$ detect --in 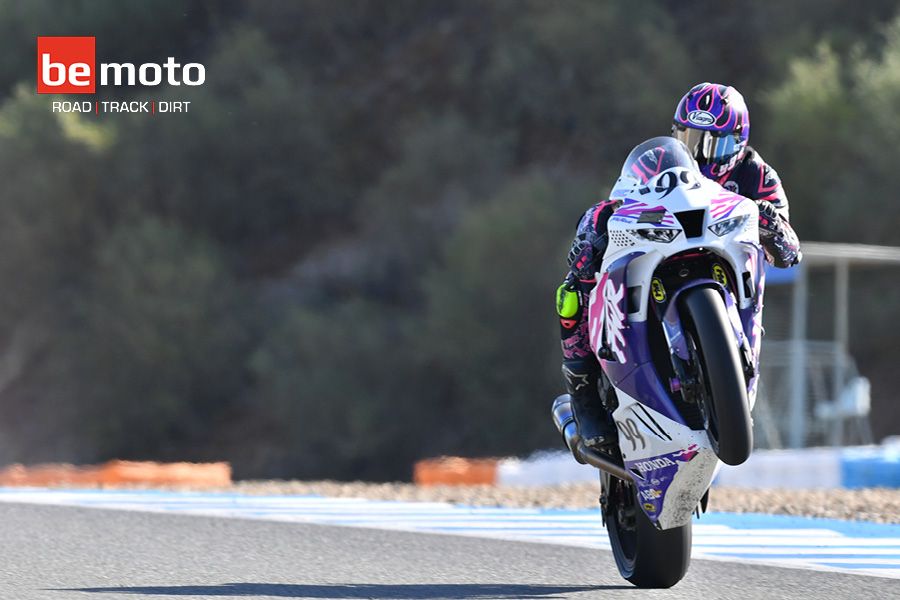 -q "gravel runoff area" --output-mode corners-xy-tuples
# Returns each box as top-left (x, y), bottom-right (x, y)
(213, 480), (900, 525)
